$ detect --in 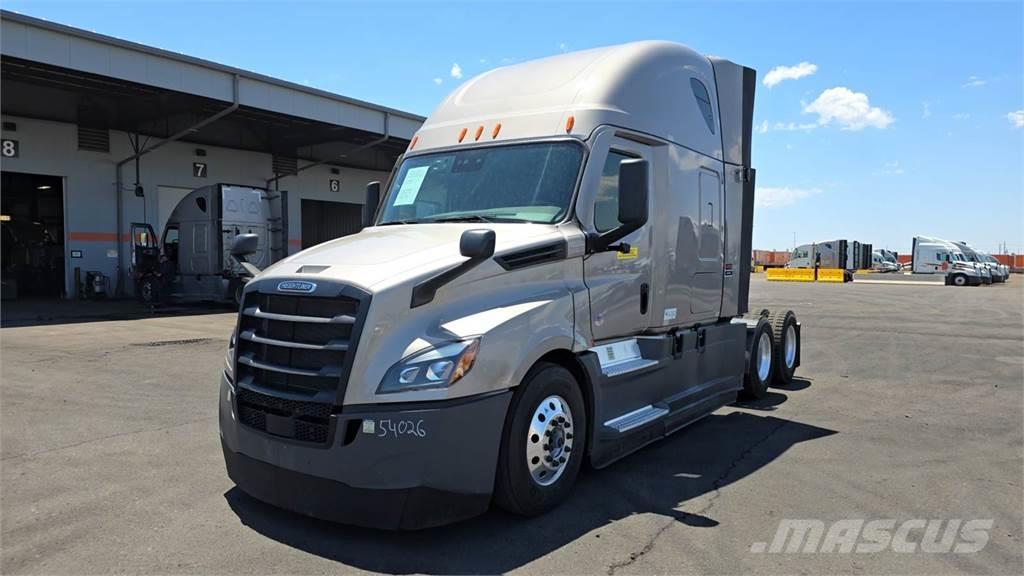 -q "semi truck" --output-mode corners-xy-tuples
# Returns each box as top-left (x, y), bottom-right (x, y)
(871, 249), (899, 272)
(131, 184), (288, 303)
(218, 41), (802, 529)
(911, 235), (985, 286)
(787, 240), (851, 275)
(952, 241), (1008, 283)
